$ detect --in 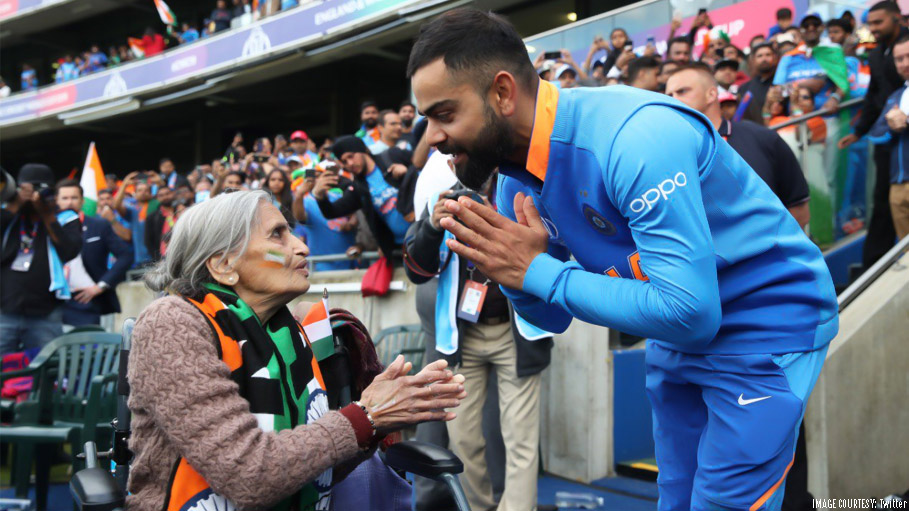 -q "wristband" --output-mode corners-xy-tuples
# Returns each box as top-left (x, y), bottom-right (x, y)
(352, 400), (377, 436)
